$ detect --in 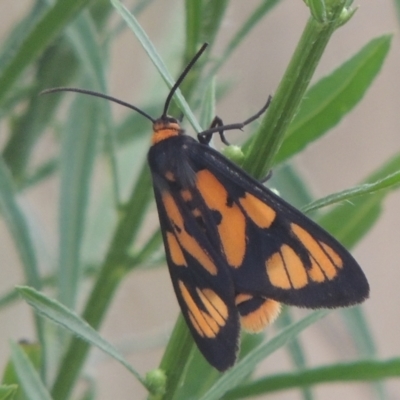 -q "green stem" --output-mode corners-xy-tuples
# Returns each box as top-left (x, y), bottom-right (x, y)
(51, 163), (153, 400)
(157, 315), (196, 400)
(242, 1), (348, 178)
